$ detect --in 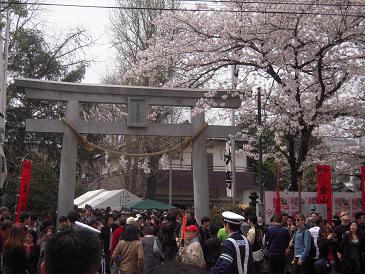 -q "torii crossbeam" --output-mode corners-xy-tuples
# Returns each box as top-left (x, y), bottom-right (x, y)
(15, 78), (240, 223)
